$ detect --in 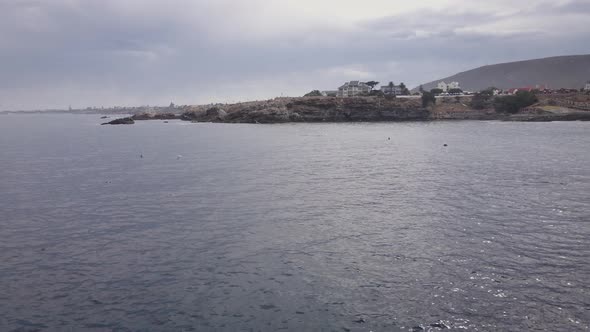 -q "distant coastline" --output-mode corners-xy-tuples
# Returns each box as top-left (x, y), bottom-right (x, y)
(4, 92), (590, 123)
(98, 92), (590, 124)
